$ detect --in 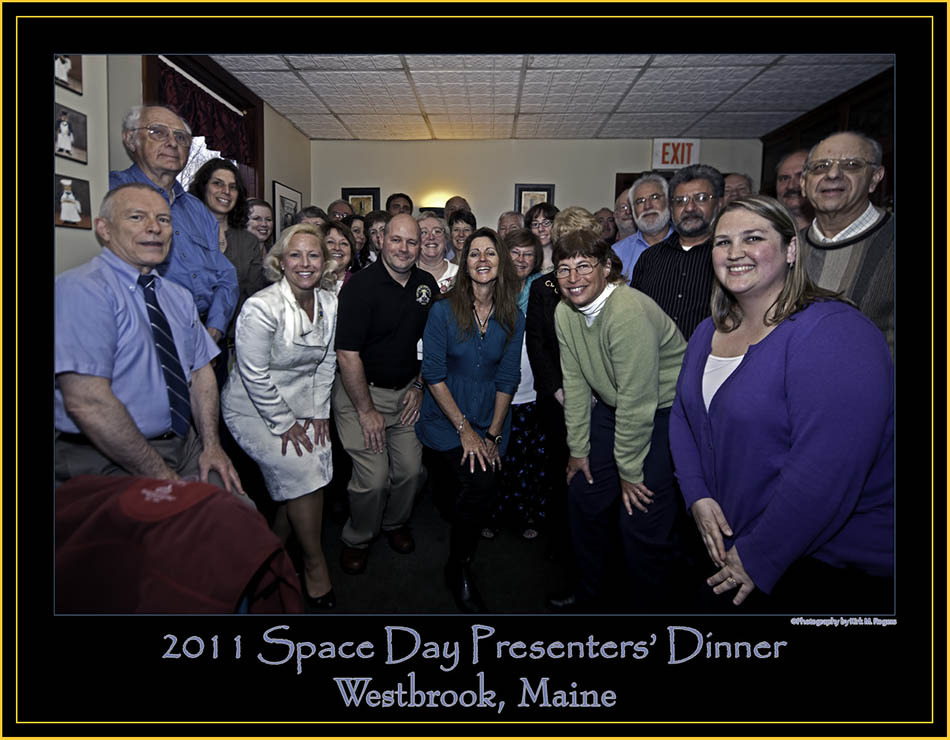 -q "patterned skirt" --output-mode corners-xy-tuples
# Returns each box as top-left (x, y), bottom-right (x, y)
(491, 401), (549, 531)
